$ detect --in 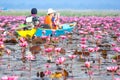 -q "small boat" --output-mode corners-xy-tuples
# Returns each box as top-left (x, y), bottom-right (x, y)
(16, 22), (76, 38)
